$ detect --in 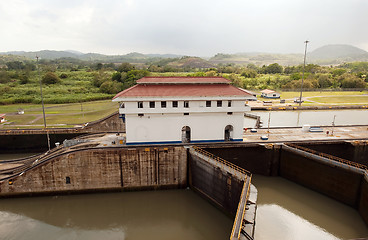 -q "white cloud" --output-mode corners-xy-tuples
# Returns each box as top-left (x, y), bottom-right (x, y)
(0, 0), (367, 55)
